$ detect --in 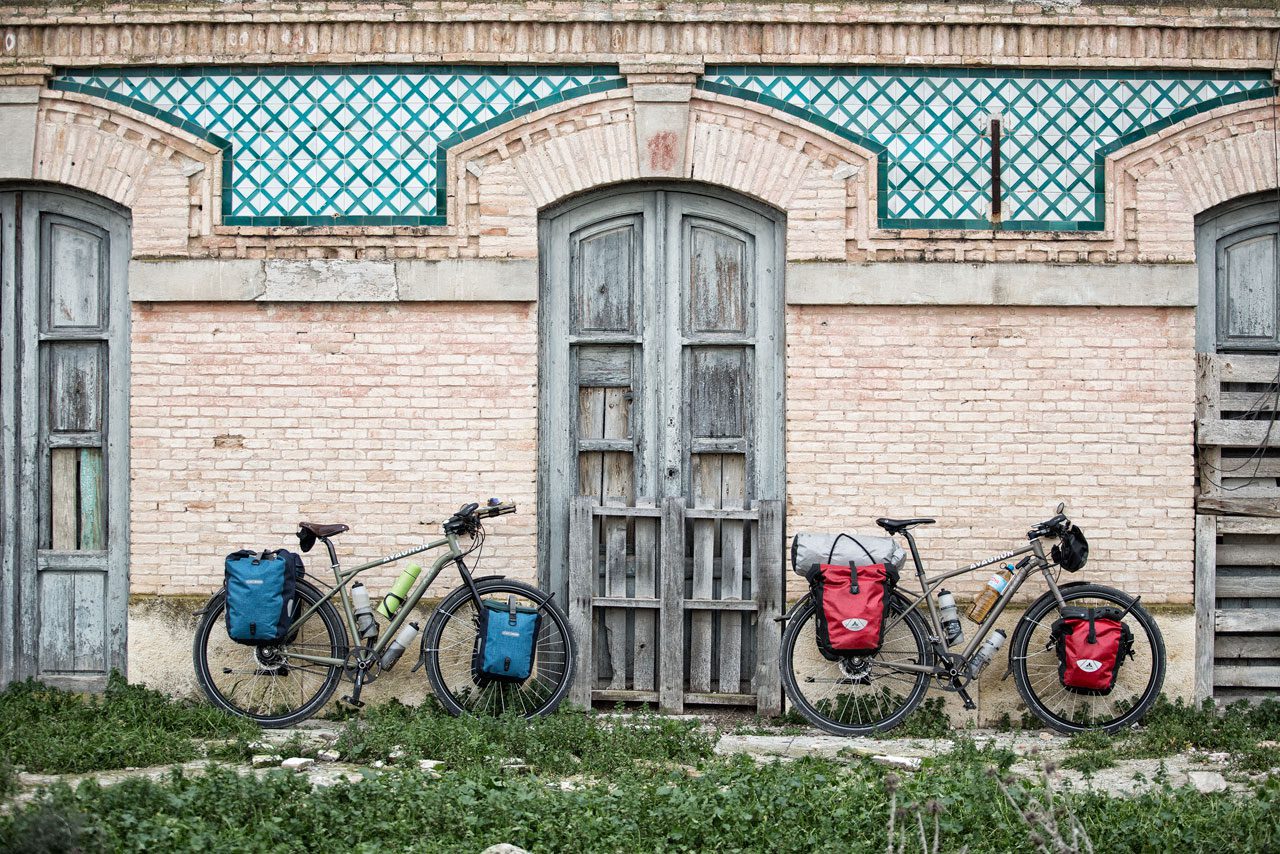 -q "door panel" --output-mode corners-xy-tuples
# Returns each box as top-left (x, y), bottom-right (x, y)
(1, 188), (129, 690)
